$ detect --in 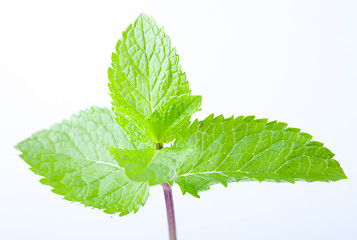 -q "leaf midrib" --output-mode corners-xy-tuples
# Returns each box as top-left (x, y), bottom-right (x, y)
(25, 149), (121, 170)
